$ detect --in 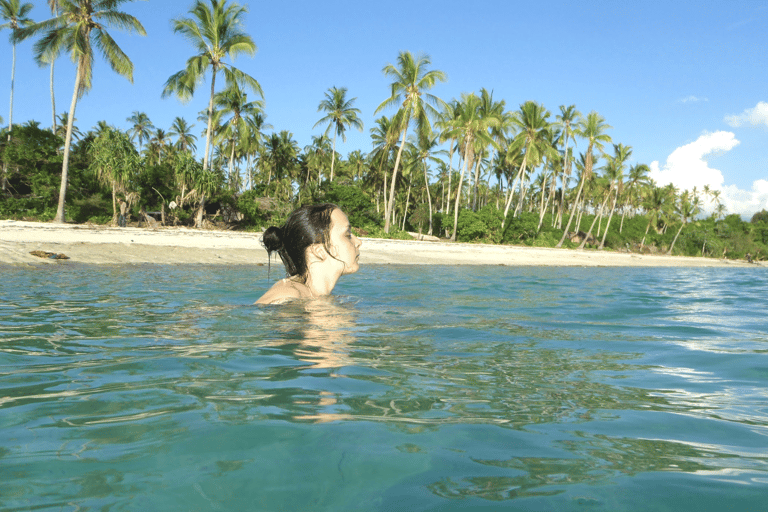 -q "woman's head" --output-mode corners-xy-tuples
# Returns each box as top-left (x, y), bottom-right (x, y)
(262, 203), (358, 279)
